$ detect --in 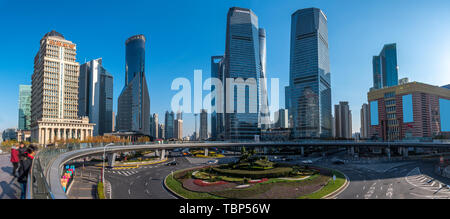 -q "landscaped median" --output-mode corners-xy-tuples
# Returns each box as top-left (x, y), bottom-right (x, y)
(164, 165), (347, 199)
(97, 182), (105, 199)
(94, 158), (168, 170)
